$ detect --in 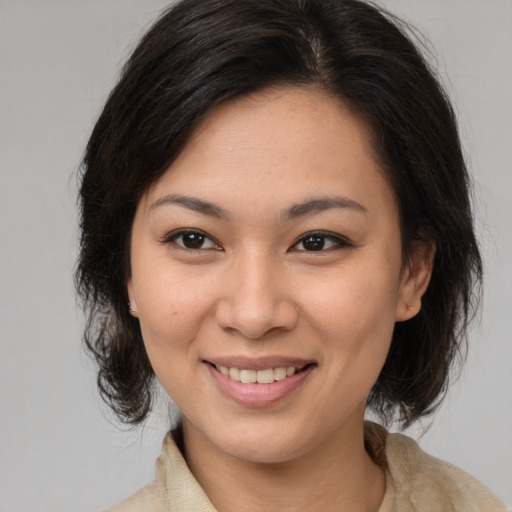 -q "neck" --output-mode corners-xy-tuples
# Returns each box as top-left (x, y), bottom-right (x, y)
(182, 418), (386, 512)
